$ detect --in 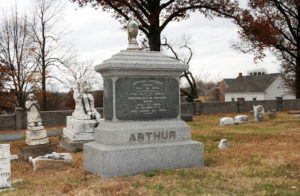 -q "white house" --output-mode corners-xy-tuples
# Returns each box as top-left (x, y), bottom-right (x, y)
(225, 71), (295, 102)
